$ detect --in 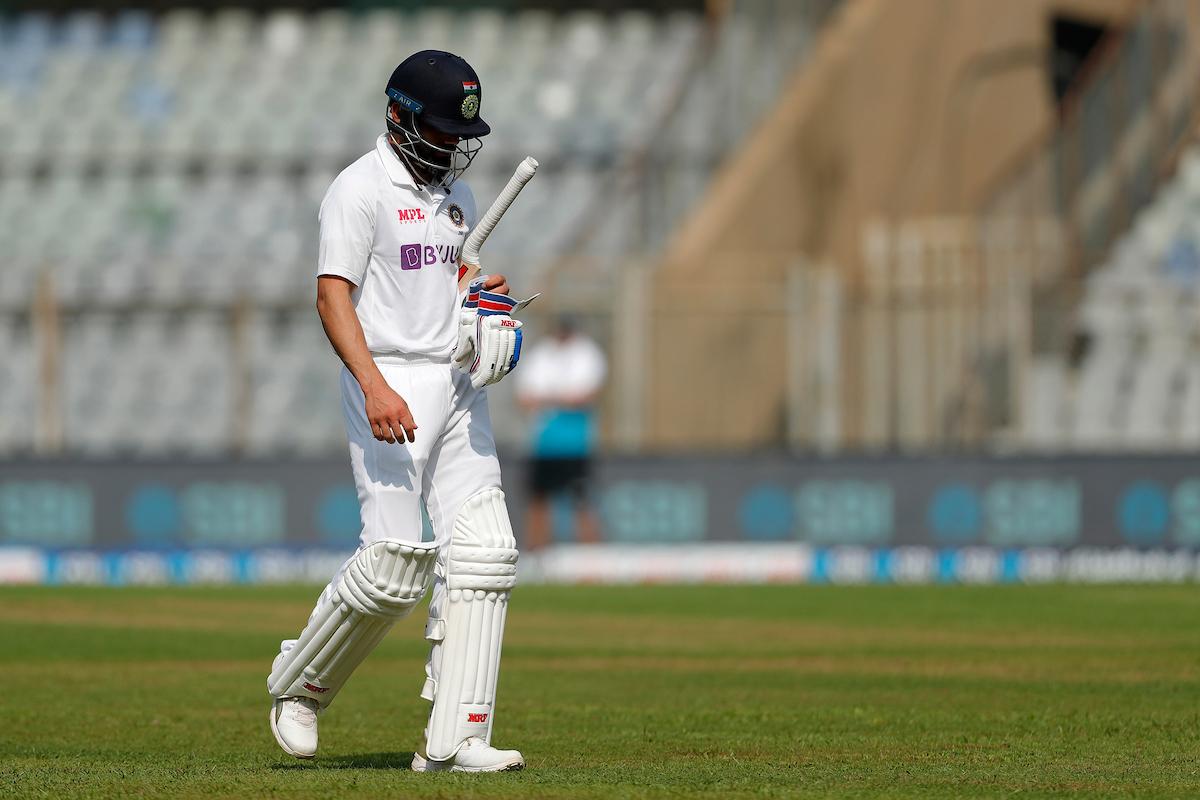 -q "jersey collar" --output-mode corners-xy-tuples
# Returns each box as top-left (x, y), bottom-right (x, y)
(375, 134), (418, 190)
